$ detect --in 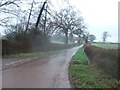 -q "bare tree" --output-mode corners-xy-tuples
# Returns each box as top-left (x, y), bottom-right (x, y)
(0, 0), (19, 7)
(0, 0), (21, 27)
(88, 34), (96, 42)
(52, 7), (85, 44)
(102, 31), (111, 43)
